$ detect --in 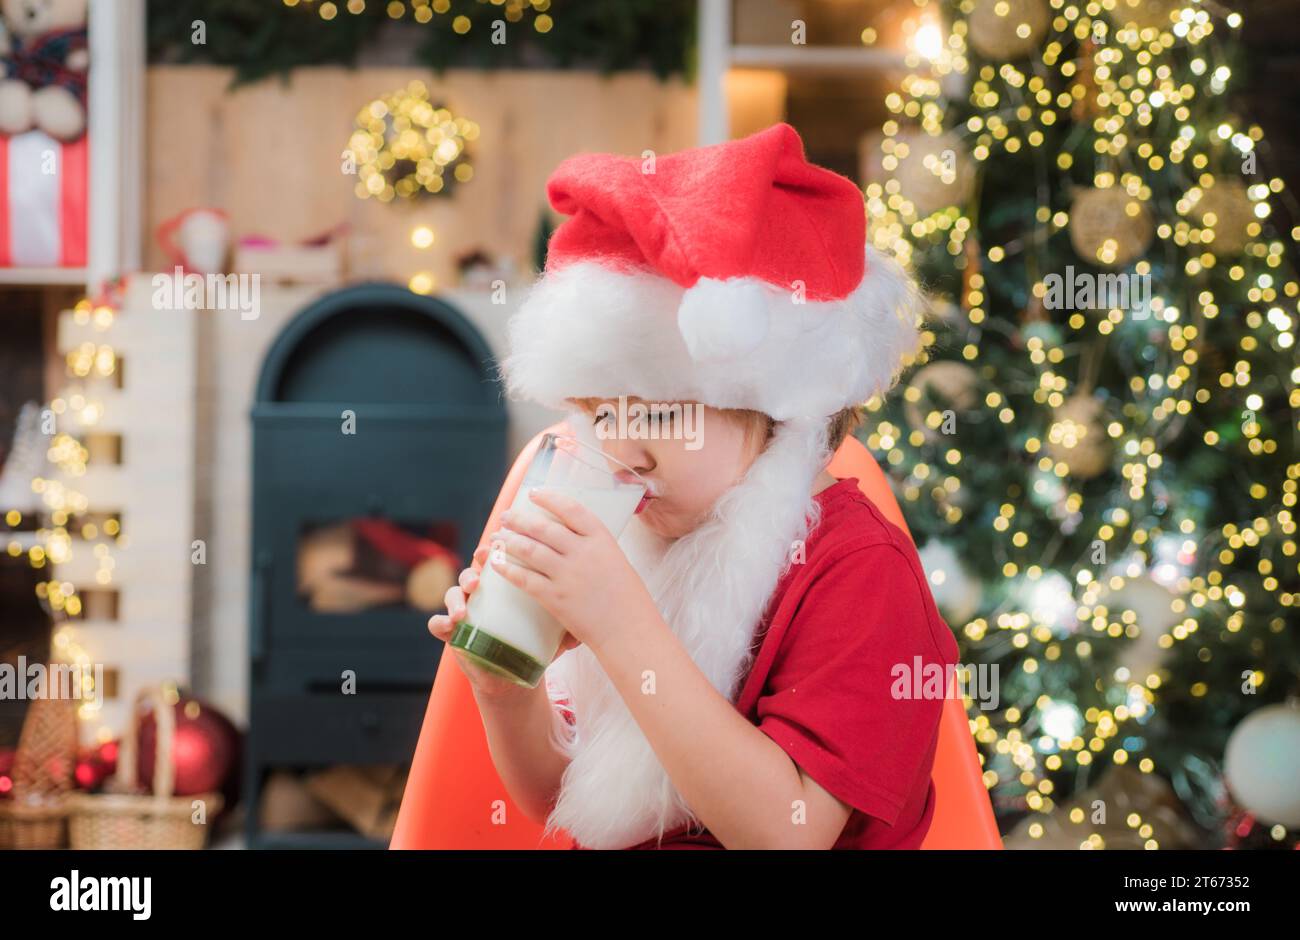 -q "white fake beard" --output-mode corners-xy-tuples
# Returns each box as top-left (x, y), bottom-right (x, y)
(541, 411), (831, 849)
